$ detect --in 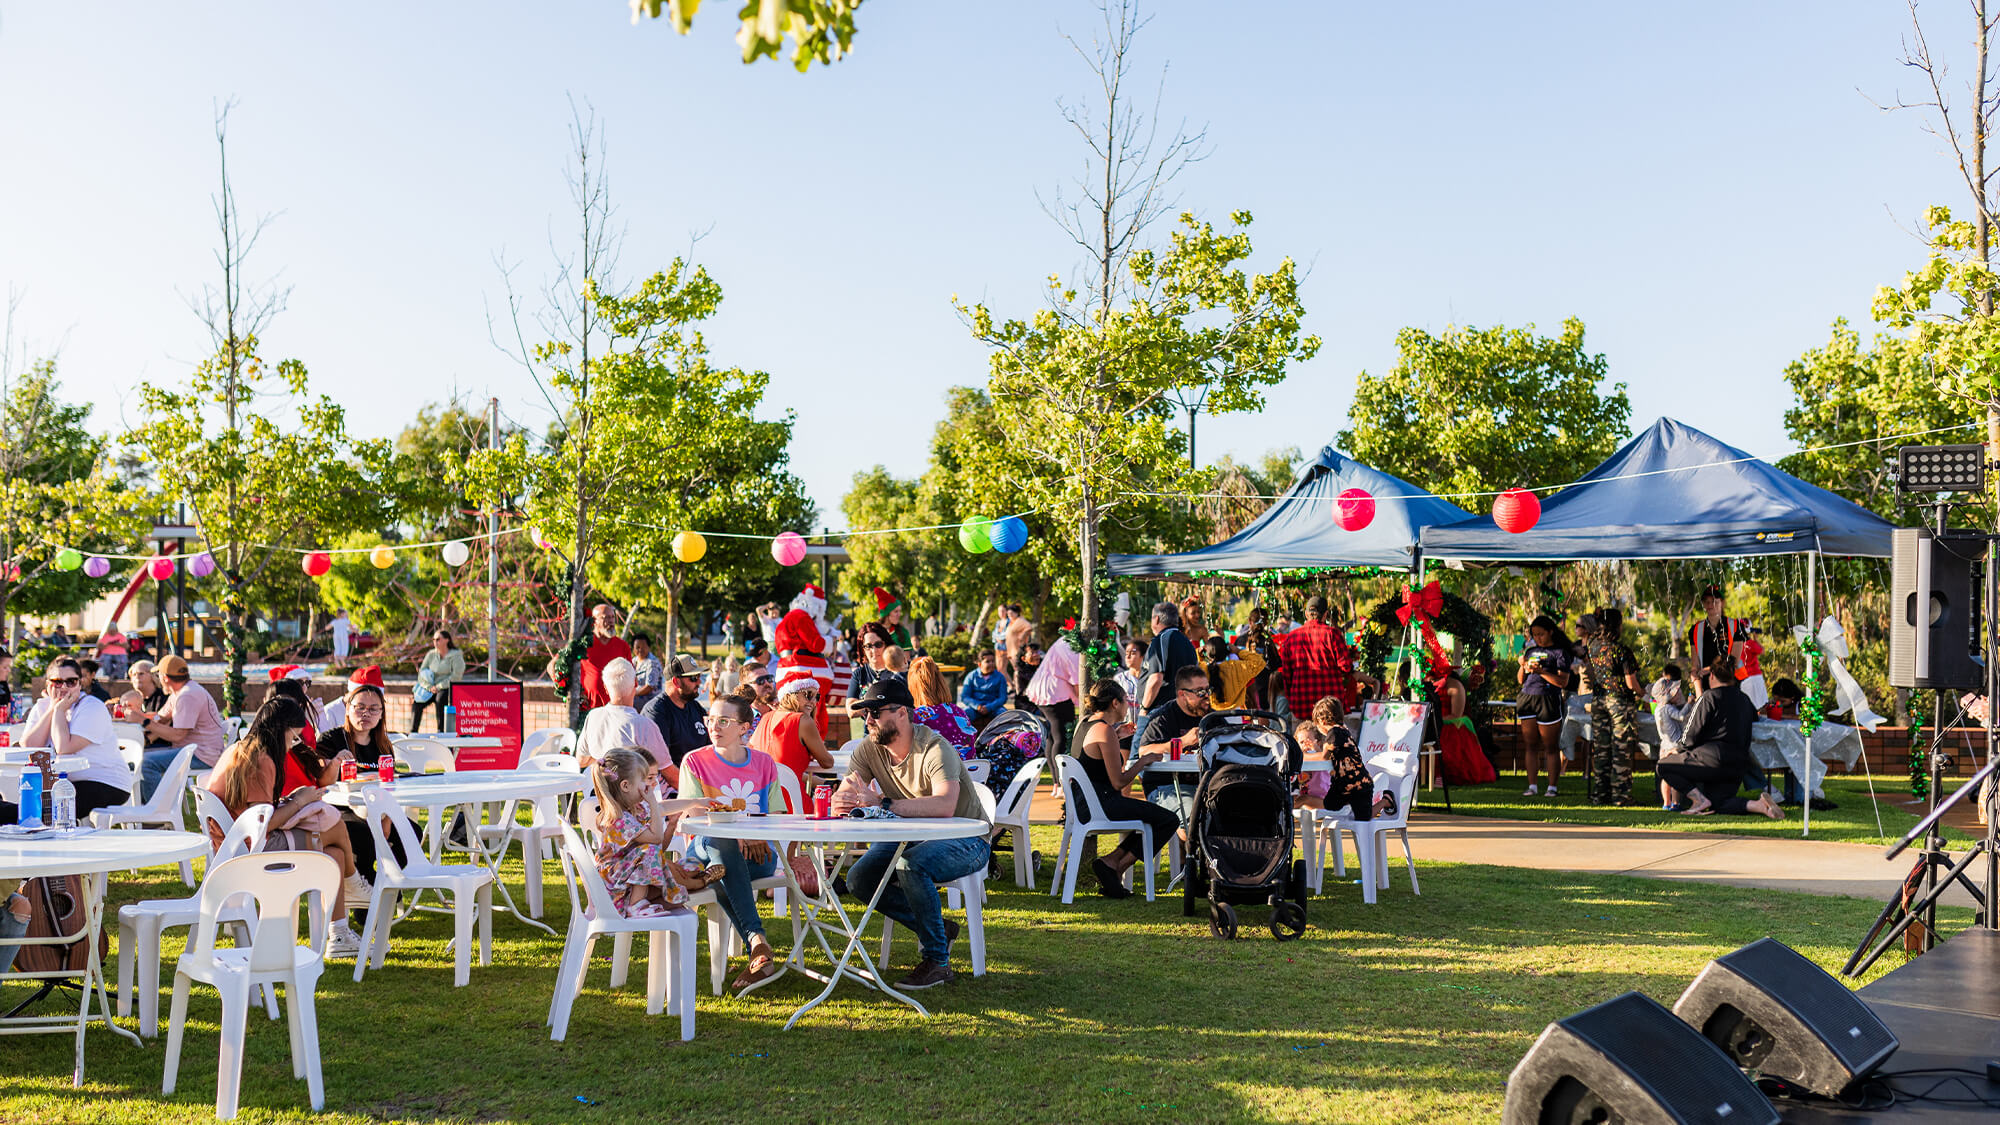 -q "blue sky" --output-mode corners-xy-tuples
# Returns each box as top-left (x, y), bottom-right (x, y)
(0, 2), (1963, 525)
